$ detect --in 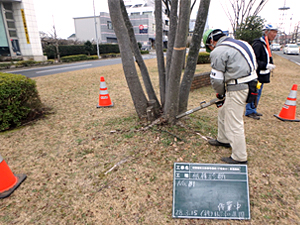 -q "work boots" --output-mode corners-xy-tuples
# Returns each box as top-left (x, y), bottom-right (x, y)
(208, 139), (231, 148)
(246, 113), (260, 120)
